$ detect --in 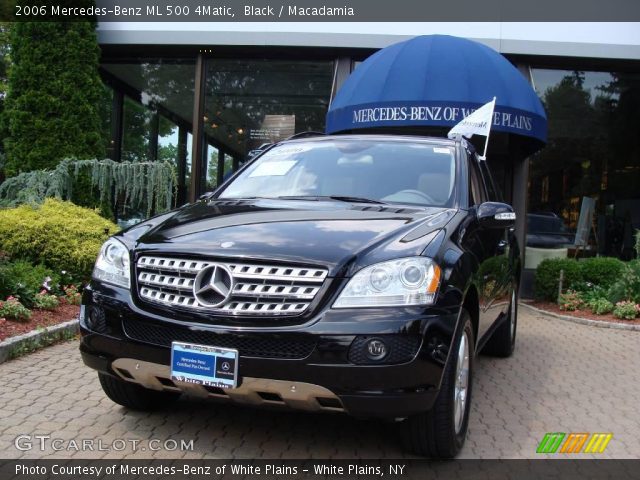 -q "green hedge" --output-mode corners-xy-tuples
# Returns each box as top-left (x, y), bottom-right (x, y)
(0, 260), (59, 308)
(607, 260), (640, 304)
(534, 258), (583, 301)
(534, 256), (637, 302)
(0, 199), (118, 280)
(578, 257), (625, 290)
